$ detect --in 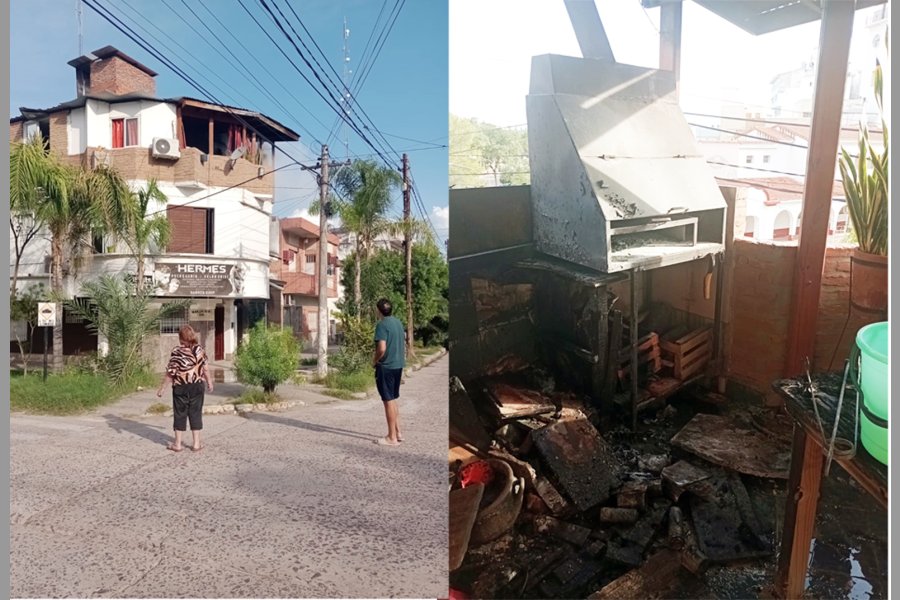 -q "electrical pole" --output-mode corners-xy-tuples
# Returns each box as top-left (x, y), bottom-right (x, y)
(317, 145), (331, 379)
(402, 153), (415, 359)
